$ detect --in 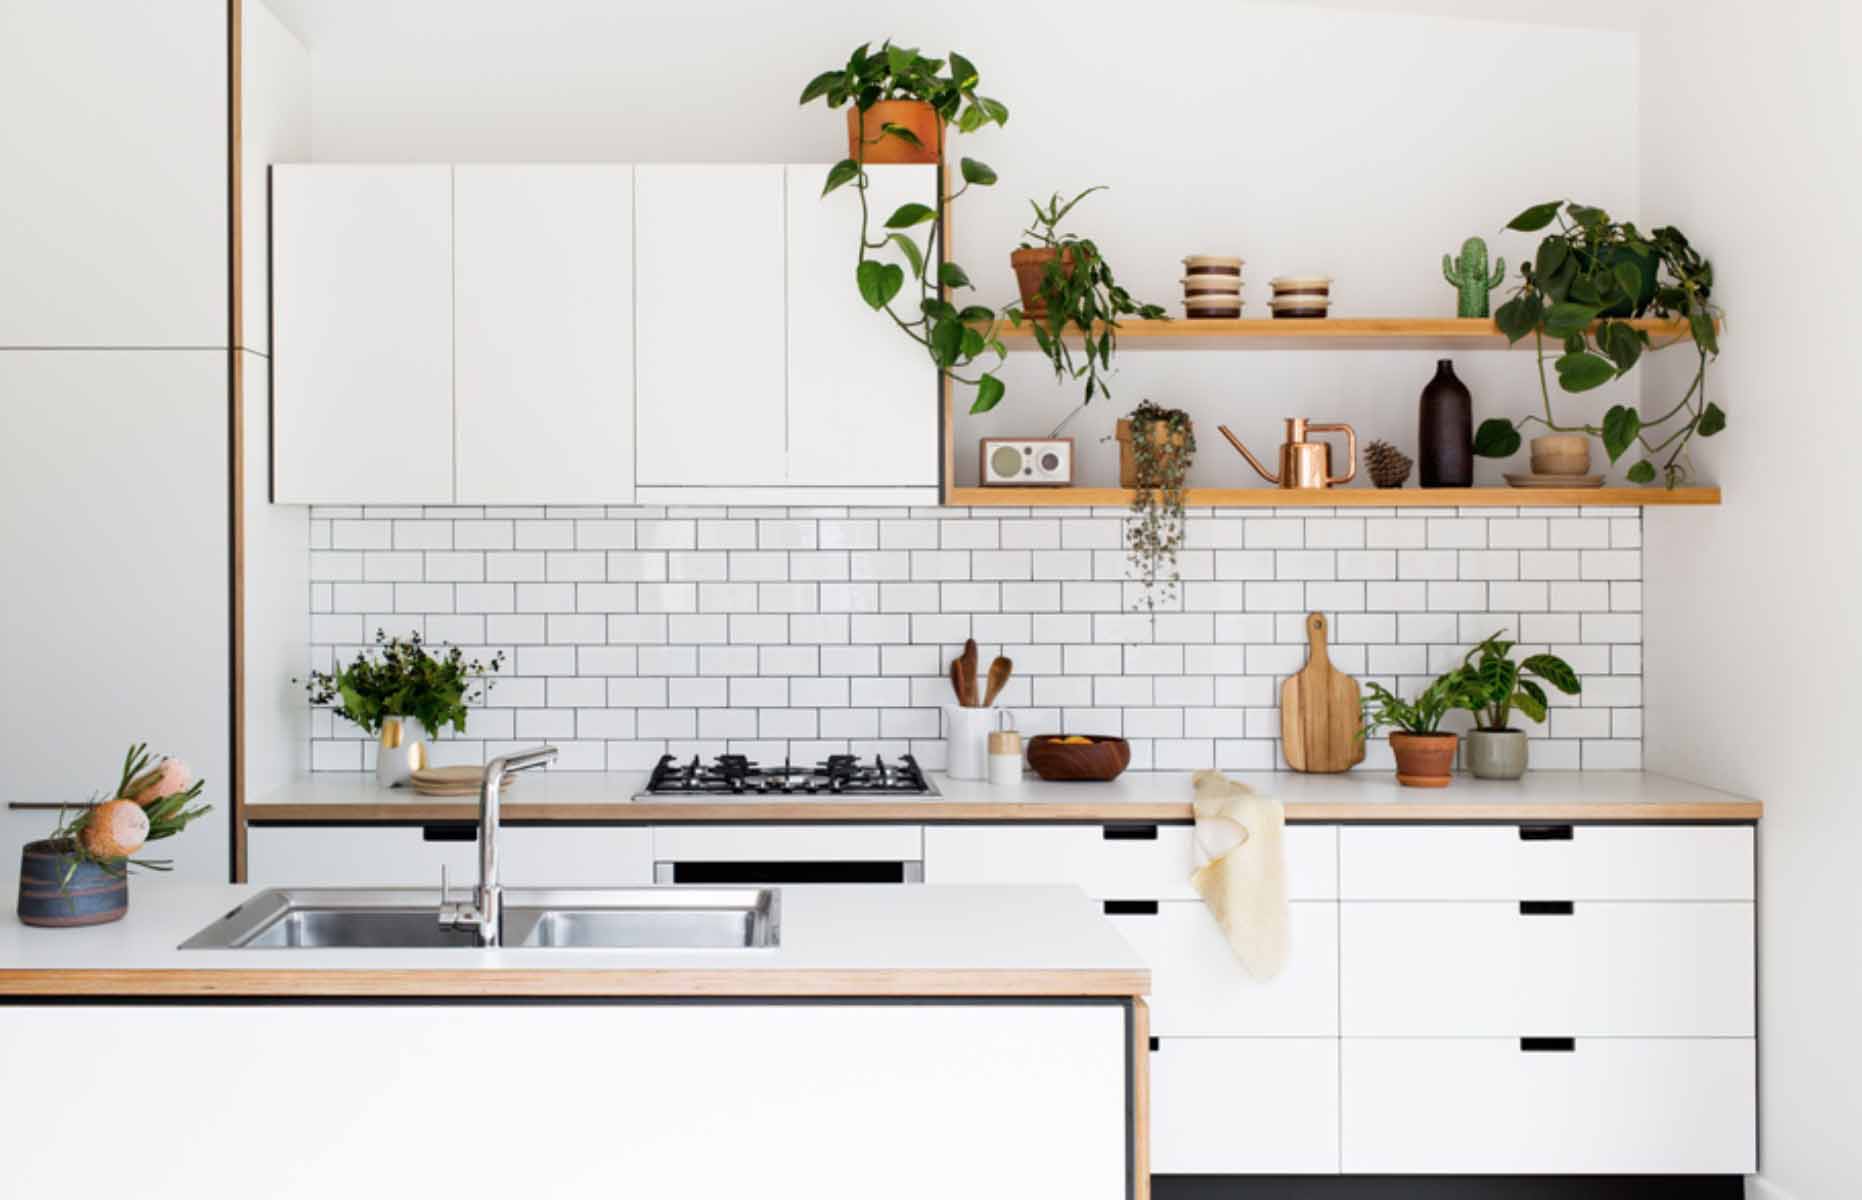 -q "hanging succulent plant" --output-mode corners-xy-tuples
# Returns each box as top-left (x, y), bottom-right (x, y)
(1123, 400), (1195, 624)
